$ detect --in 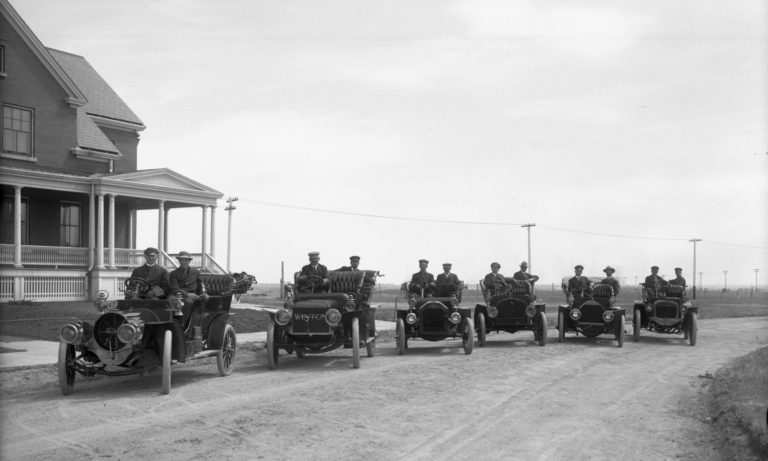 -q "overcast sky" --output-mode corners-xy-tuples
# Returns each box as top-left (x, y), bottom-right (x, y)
(14, 0), (768, 287)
